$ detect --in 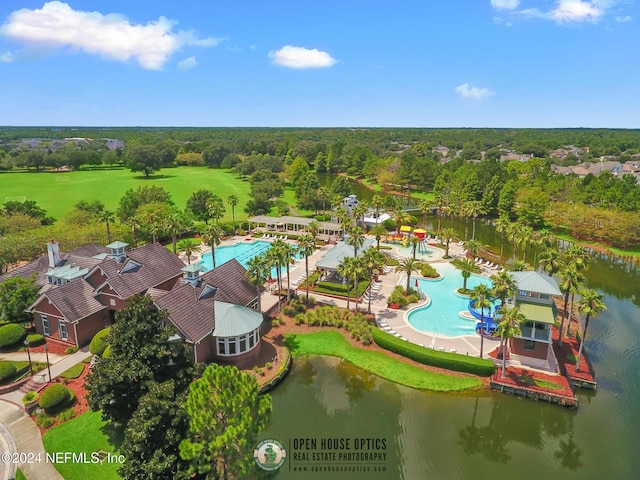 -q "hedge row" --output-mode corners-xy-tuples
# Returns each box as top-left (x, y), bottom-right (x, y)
(0, 362), (17, 382)
(372, 329), (496, 377)
(26, 333), (46, 347)
(89, 328), (110, 356)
